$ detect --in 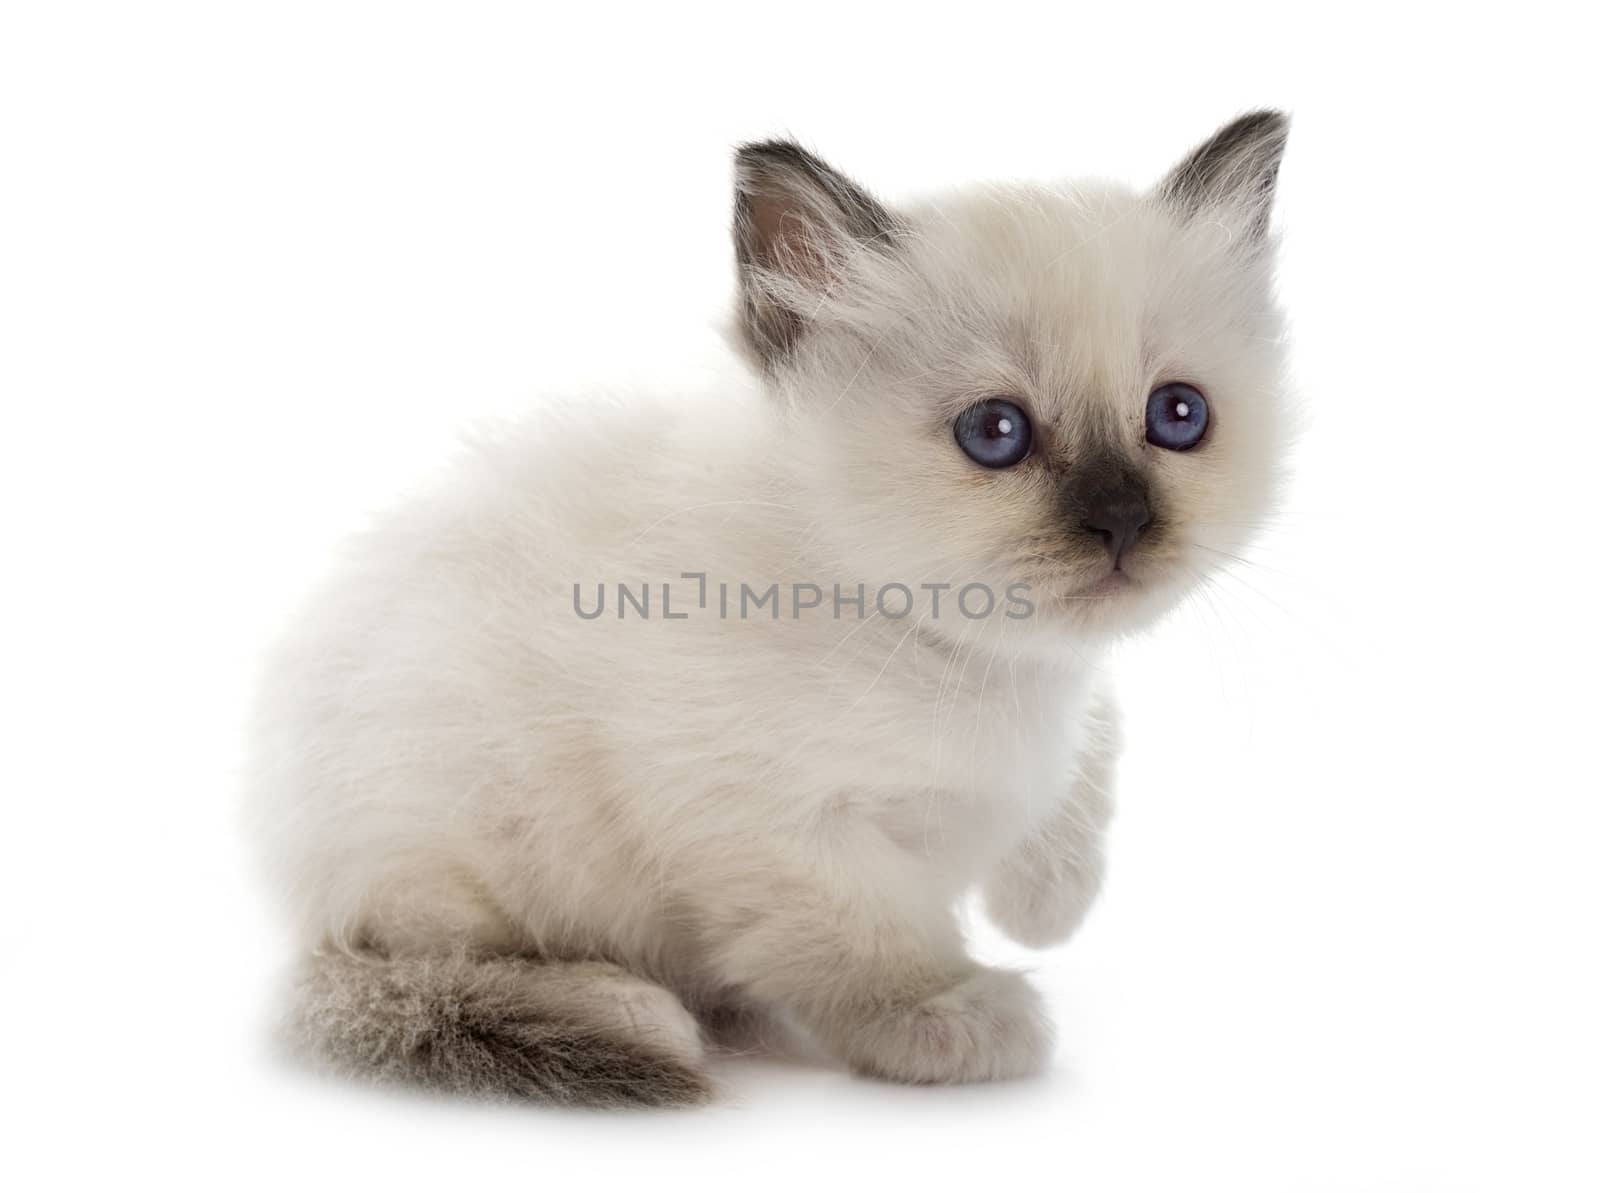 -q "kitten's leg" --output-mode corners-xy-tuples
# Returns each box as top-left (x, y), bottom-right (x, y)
(696, 852), (1051, 1084)
(983, 692), (1120, 948)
